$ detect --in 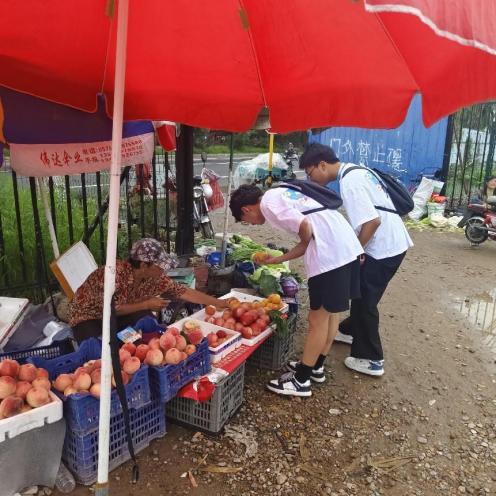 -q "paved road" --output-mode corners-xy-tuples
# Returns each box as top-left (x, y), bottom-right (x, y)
(190, 153), (305, 186)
